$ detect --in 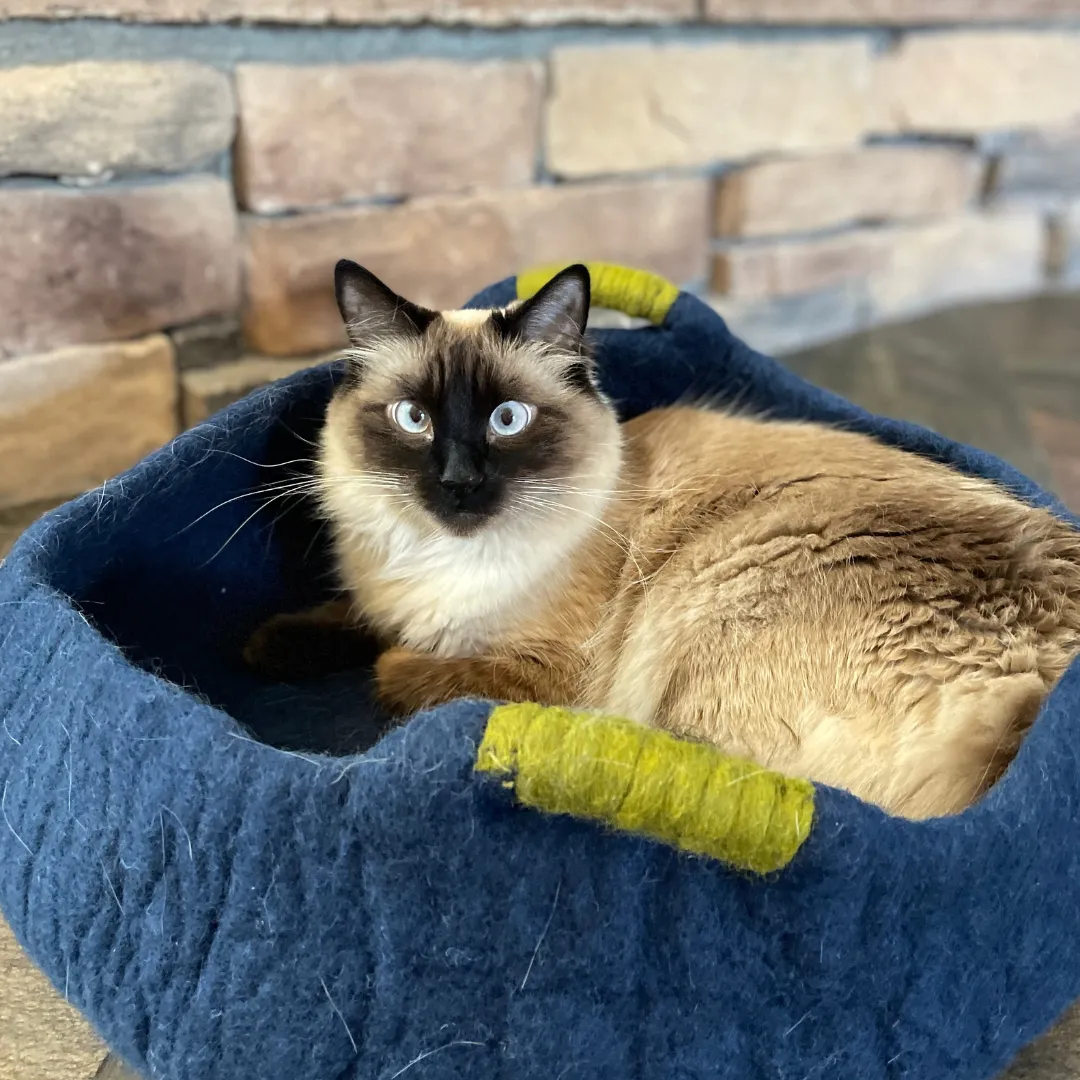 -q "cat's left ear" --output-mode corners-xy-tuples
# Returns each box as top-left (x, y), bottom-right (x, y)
(334, 259), (435, 347)
(504, 264), (591, 354)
